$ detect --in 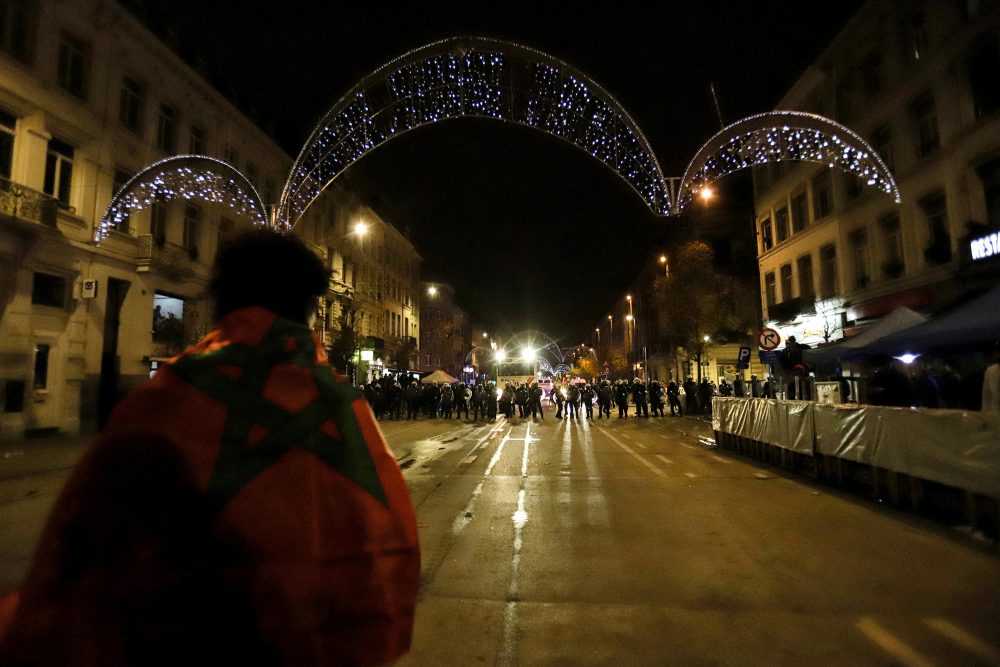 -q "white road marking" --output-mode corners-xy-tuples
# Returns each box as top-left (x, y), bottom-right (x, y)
(635, 442), (647, 449)
(856, 617), (934, 667)
(684, 472), (697, 479)
(451, 426), (513, 536)
(655, 455), (673, 465)
(597, 427), (666, 478)
(710, 454), (731, 464)
(679, 442), (696, 450)
(754, 473), (769, 479)
(924, 618), (1000, 662)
